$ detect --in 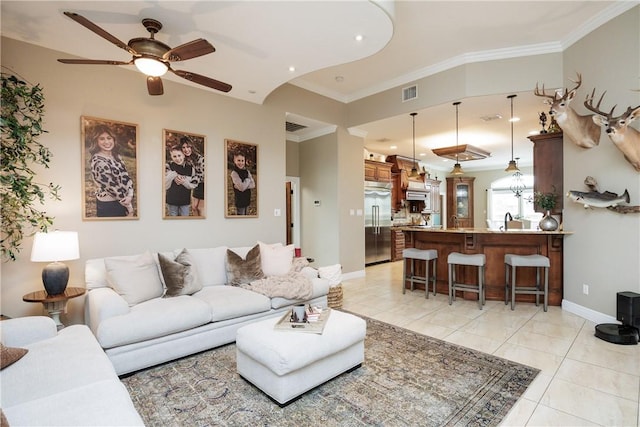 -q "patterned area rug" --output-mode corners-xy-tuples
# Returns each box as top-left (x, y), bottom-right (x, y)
(122, 313), (538, 426)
